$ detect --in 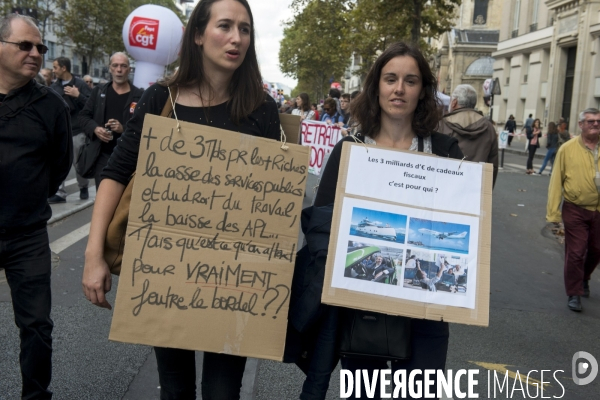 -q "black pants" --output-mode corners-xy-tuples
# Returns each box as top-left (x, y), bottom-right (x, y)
(0, 227), (53, 399)
(340, 319), (449, 400)
(154, 347), (247, 399)
(526, 144), (538, 170)
(507, 133), (514, 145)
